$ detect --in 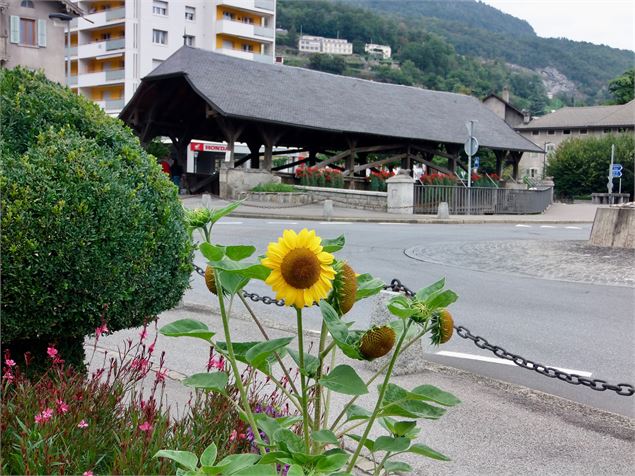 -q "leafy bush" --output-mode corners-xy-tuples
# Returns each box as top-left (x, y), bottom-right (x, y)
(251, 182), (298, 193)
(0, 68), (192, 367)
(546, 133), (634, 199)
